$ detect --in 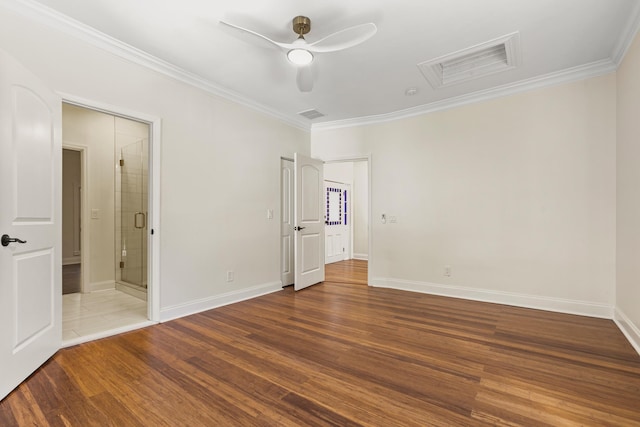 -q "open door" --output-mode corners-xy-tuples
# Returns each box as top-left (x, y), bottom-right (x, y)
(294, 153), (324, 291)
(0, 49), (62, 400)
